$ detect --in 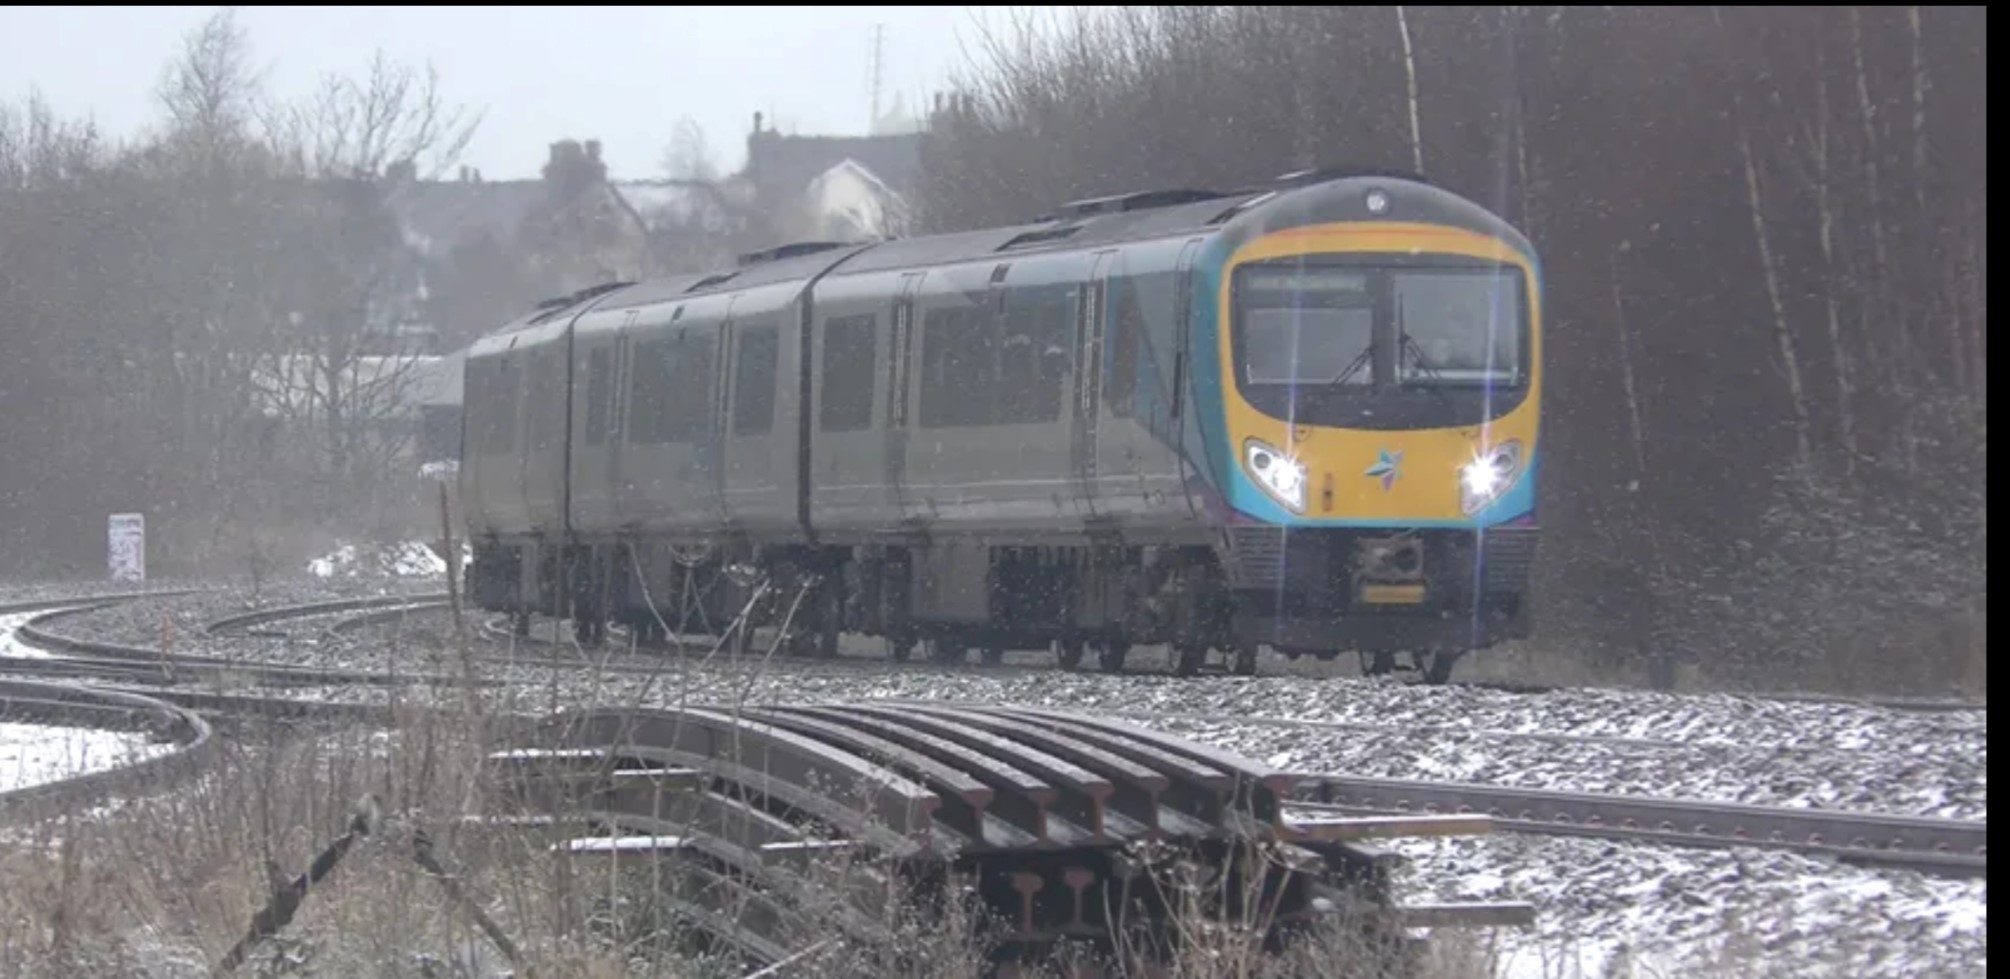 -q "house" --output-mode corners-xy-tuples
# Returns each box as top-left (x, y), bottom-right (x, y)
(364, 118), (934, 467)
(739, 112), (923, 241)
